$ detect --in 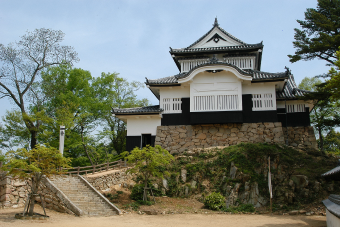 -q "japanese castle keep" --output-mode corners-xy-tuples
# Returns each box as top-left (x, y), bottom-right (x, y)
(112, 19), (317, 153)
